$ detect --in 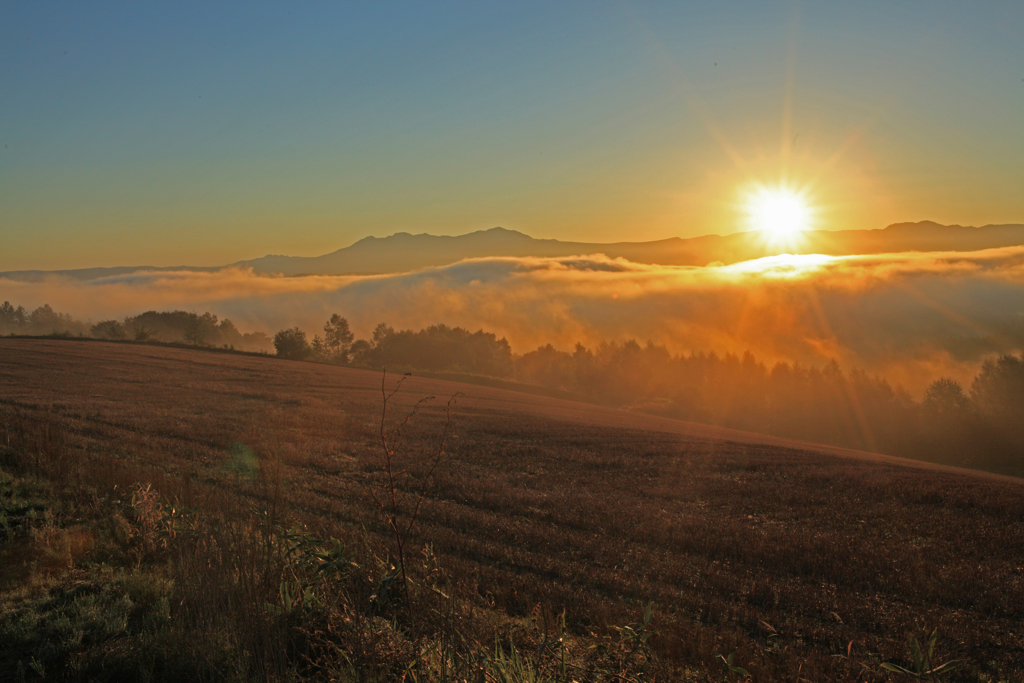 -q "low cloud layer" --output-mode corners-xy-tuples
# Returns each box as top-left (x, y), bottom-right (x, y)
(4, 246), (1024, 393)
